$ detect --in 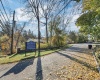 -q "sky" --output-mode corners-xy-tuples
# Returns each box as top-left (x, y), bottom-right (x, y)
(0, 0), (81, 37)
